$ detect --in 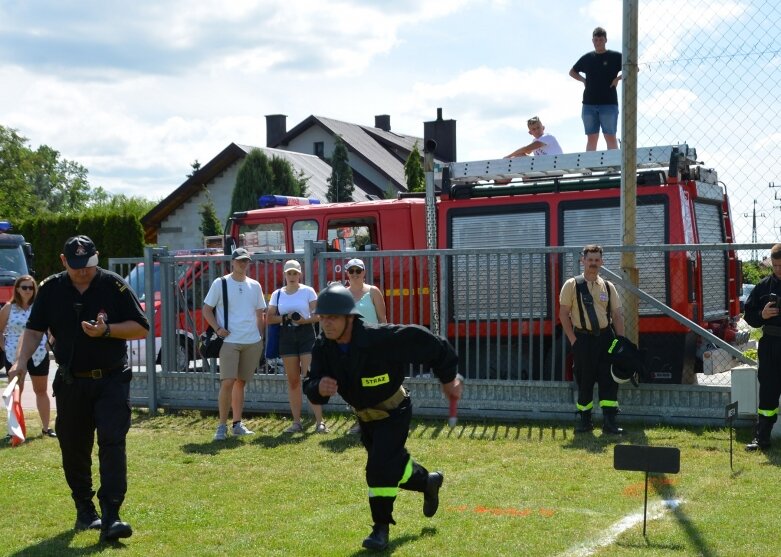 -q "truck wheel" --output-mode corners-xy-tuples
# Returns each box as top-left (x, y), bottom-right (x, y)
(175, 336), (195, 372)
